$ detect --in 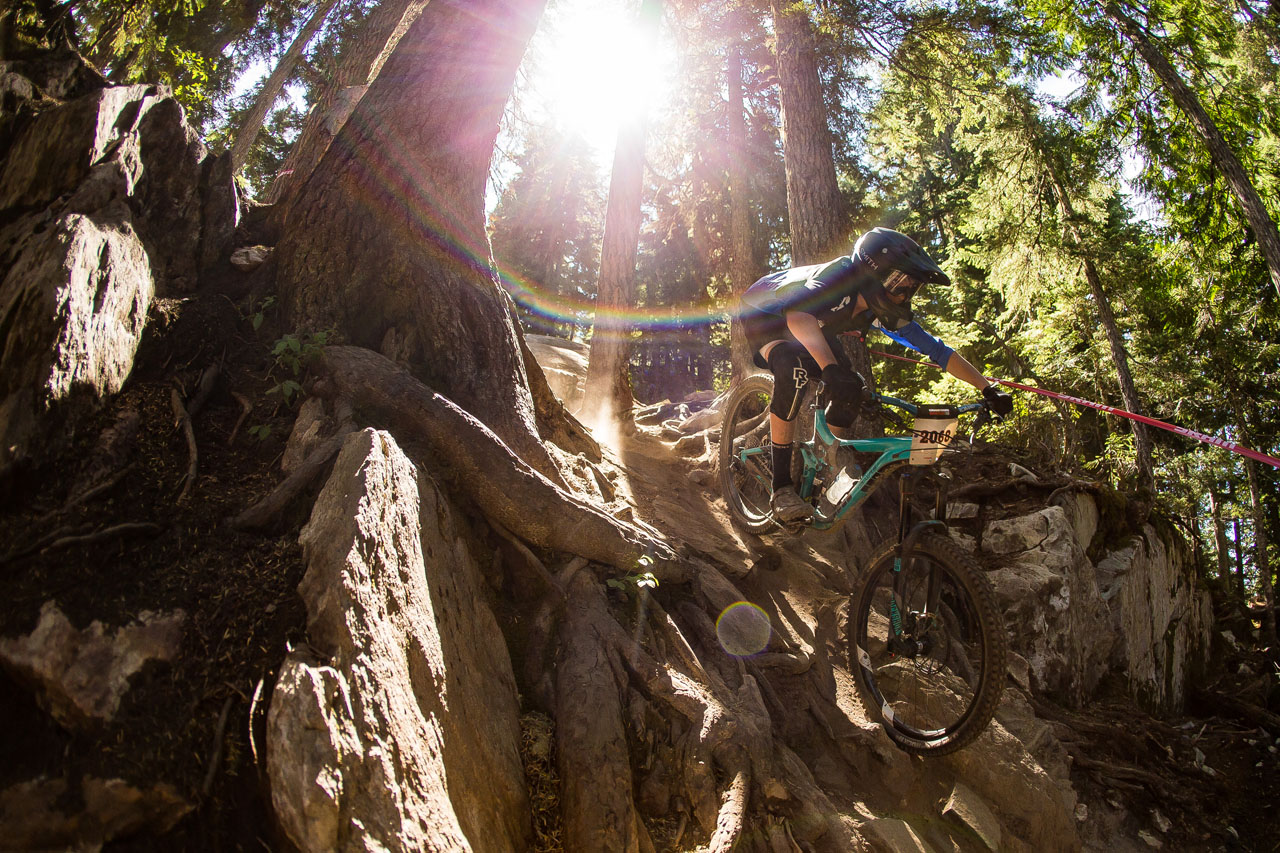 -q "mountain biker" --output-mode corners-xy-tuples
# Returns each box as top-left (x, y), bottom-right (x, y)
(739, 227), (1013, 524)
